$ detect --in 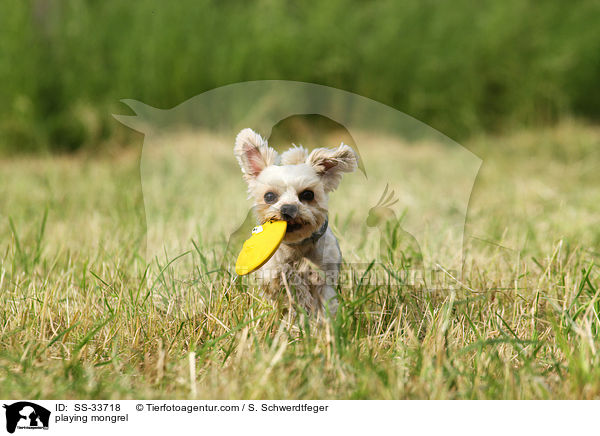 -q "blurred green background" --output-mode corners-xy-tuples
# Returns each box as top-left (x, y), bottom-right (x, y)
(1, 0), (599, 153)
